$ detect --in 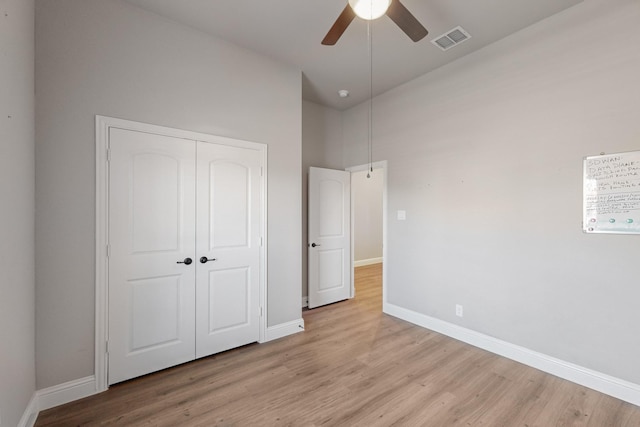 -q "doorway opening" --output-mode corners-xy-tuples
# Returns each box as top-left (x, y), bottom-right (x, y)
(346, 161), (387, 309)
(305, 161), (387, 311)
